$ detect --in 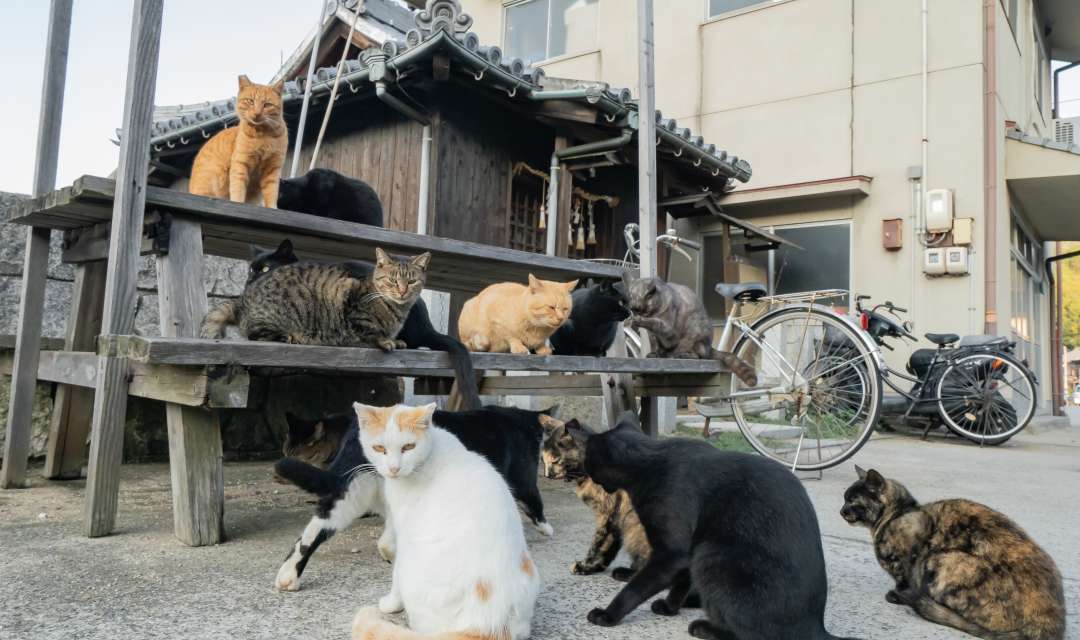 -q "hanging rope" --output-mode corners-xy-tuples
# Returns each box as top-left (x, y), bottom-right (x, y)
(309, 1), (363, 171)
(512, 161), (620, 207)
